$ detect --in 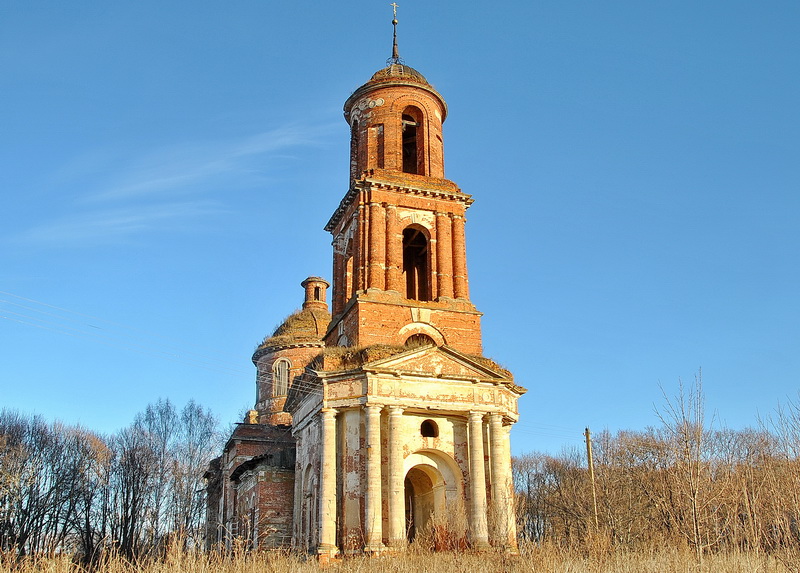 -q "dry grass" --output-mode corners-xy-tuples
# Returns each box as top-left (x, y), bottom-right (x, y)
(1, 544), (793, 573)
